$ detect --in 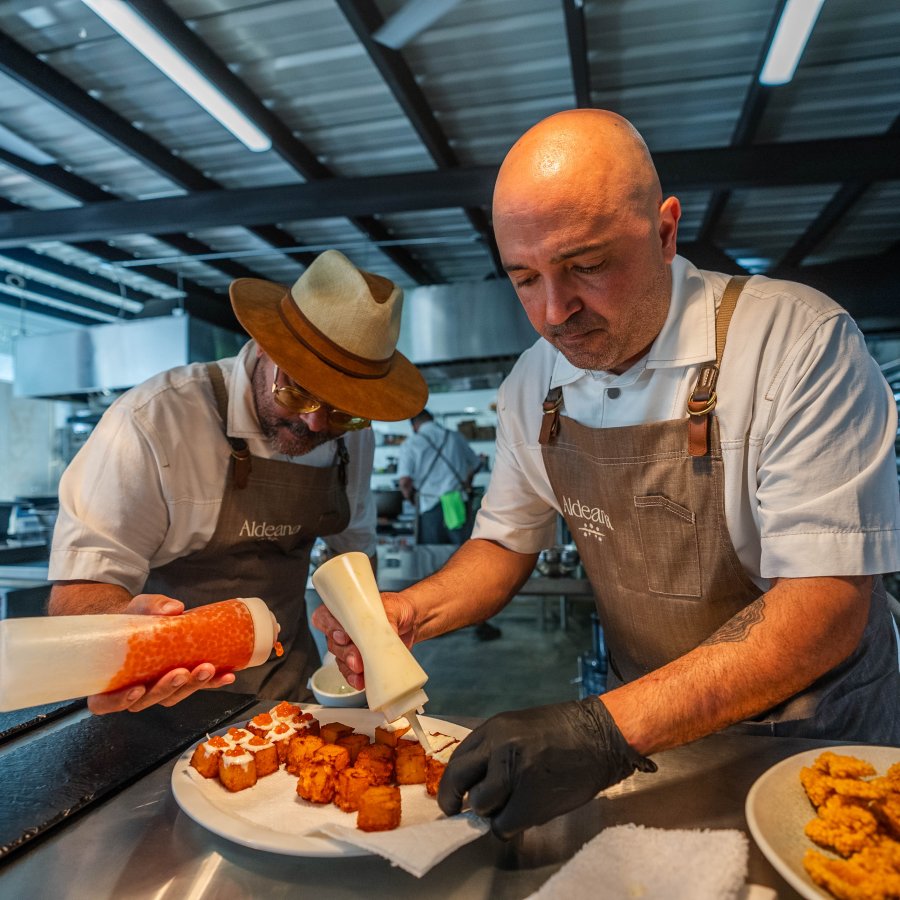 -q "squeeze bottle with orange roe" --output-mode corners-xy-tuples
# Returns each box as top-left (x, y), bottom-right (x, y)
(0, 597), (281, 712)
